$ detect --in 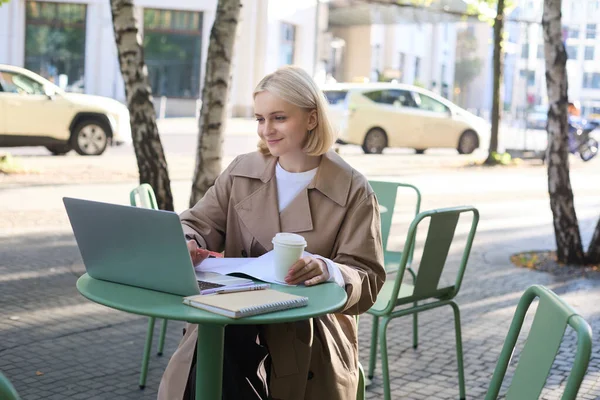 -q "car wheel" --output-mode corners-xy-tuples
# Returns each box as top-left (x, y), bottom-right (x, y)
(46, 144), (71, 156)
(71, 120), (109, 156)
(457, 130), (479, 155)
(362, 128), (387, 154)
(415, 149), (426, 155)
